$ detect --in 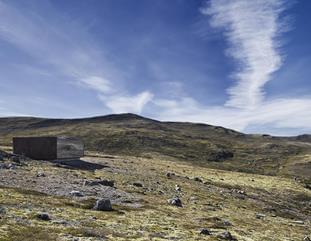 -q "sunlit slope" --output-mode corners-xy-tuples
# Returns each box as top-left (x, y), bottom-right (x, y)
(0, 113), (310, 181)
